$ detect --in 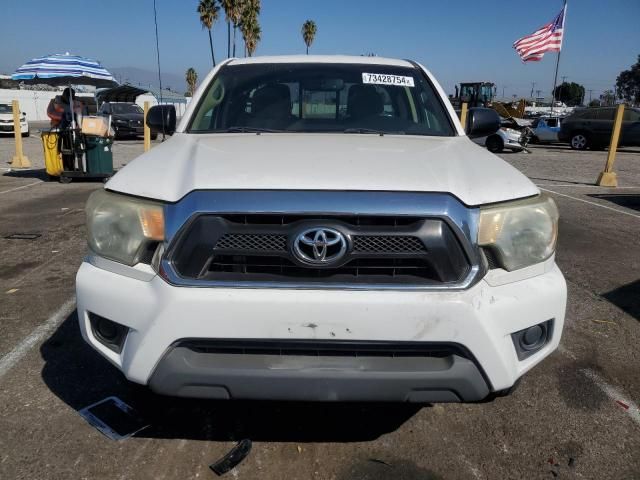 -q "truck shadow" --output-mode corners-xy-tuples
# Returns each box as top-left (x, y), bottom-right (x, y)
(587, 194), (640, 213)
(40, 311), (423, 442)
(602, 279), (640, 321)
